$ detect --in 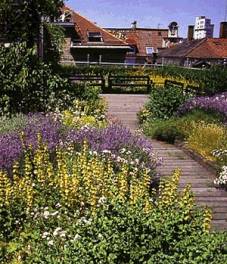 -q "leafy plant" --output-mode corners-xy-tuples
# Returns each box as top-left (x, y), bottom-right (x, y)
(146, 85), (189, 119)
(142, 110), (226, 145)
(0, 43), (72, 115)
(187, 122), (227, 161)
